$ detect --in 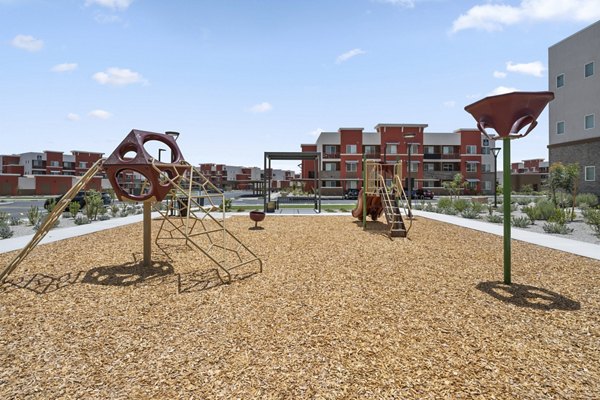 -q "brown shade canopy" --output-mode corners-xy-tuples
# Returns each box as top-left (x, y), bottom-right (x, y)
(464, 91), (554, 140)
